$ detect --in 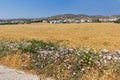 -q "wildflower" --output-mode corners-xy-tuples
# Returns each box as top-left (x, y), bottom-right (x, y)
(43, 57), (46, 60)
(37, 55), (40, 58)
(55, 53), (60, 58)
(81, 68), (85, 72)
(87, 67), (90, 70)
(51, 47), (54, 50)
(32, 59), (36, 63)
(67, 65), (71, 70)
(27, 55), (30, 58)
(73, 72), (76, 76)
(69, 48), (74, 52)
(104, 60), (107, 64)
(24, 65), (27, 67)
(43, 51), (48, 54)
(64, 60), (67, 63)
